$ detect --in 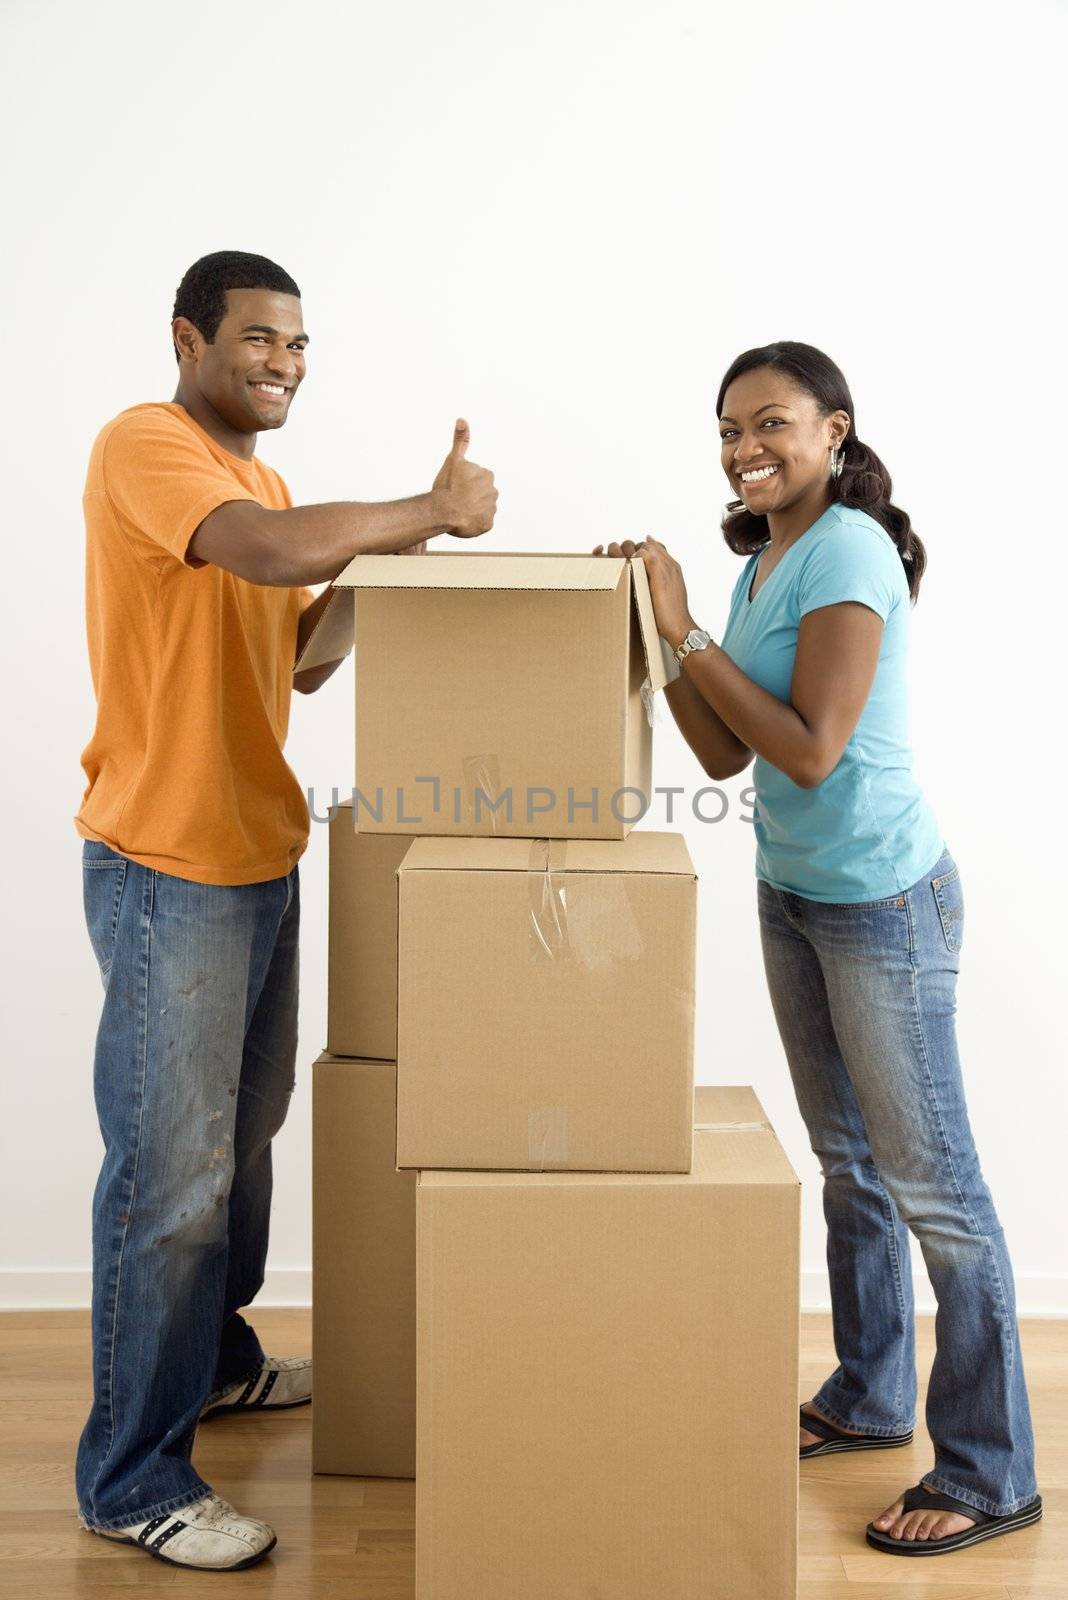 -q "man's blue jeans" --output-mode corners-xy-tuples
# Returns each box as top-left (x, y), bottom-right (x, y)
(75, 839), (300, 1530)
(757, 843), (1038, 1518)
